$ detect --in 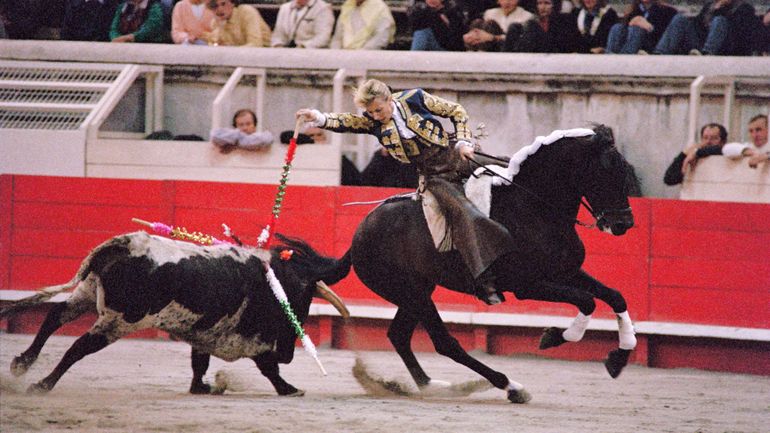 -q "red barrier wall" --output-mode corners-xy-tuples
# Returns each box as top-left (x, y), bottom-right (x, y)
(1, 174), (768, 375)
